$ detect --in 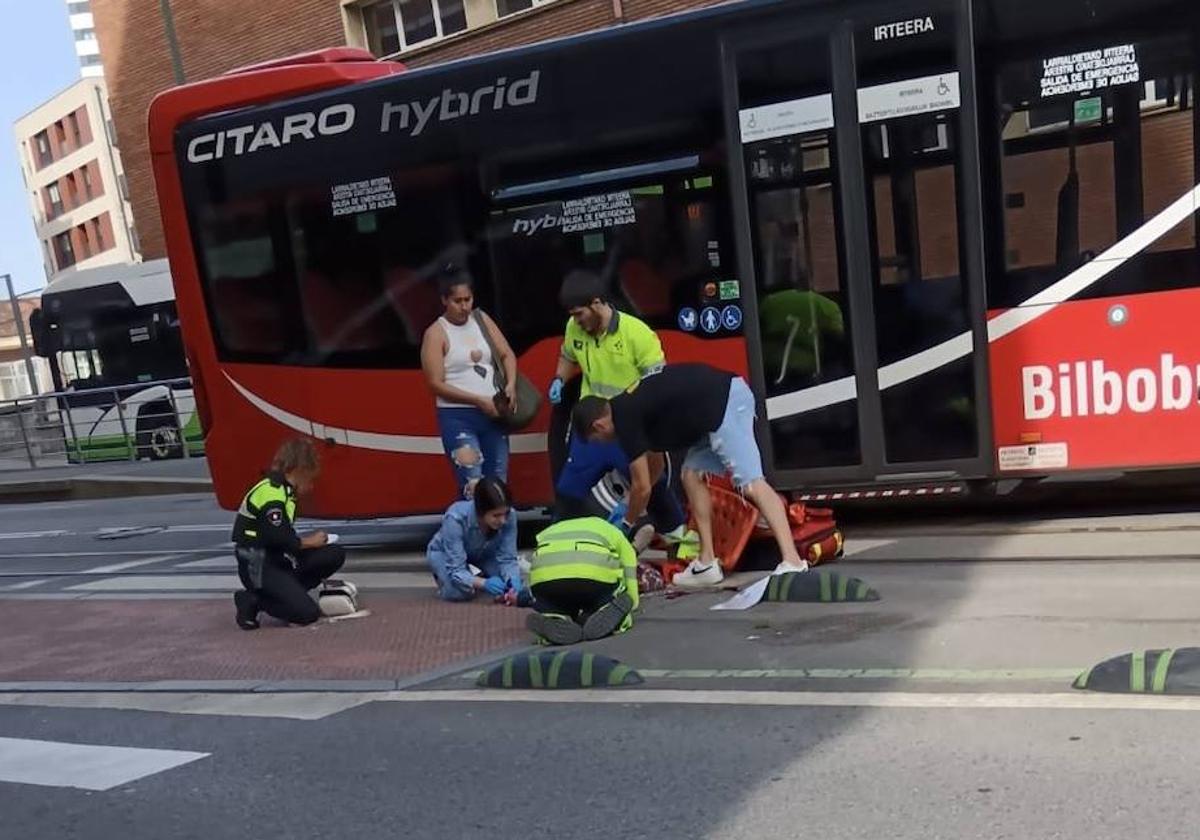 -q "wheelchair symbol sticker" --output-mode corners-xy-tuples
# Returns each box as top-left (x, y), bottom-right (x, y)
(721, 305), (743, 331)
(678, 307), (698, 332)
(700, 307), (721, 334)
